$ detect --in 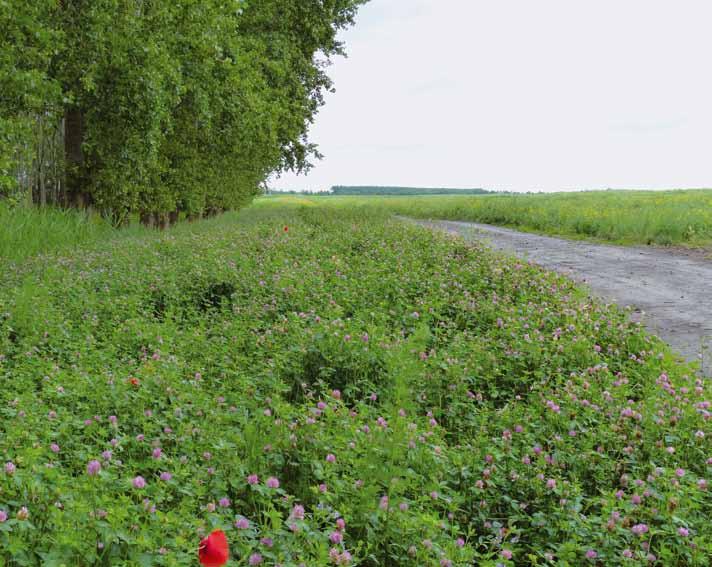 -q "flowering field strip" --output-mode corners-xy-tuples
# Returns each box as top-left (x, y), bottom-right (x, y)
(303, 189), (712, 247)
(0, 203), (709, 565)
